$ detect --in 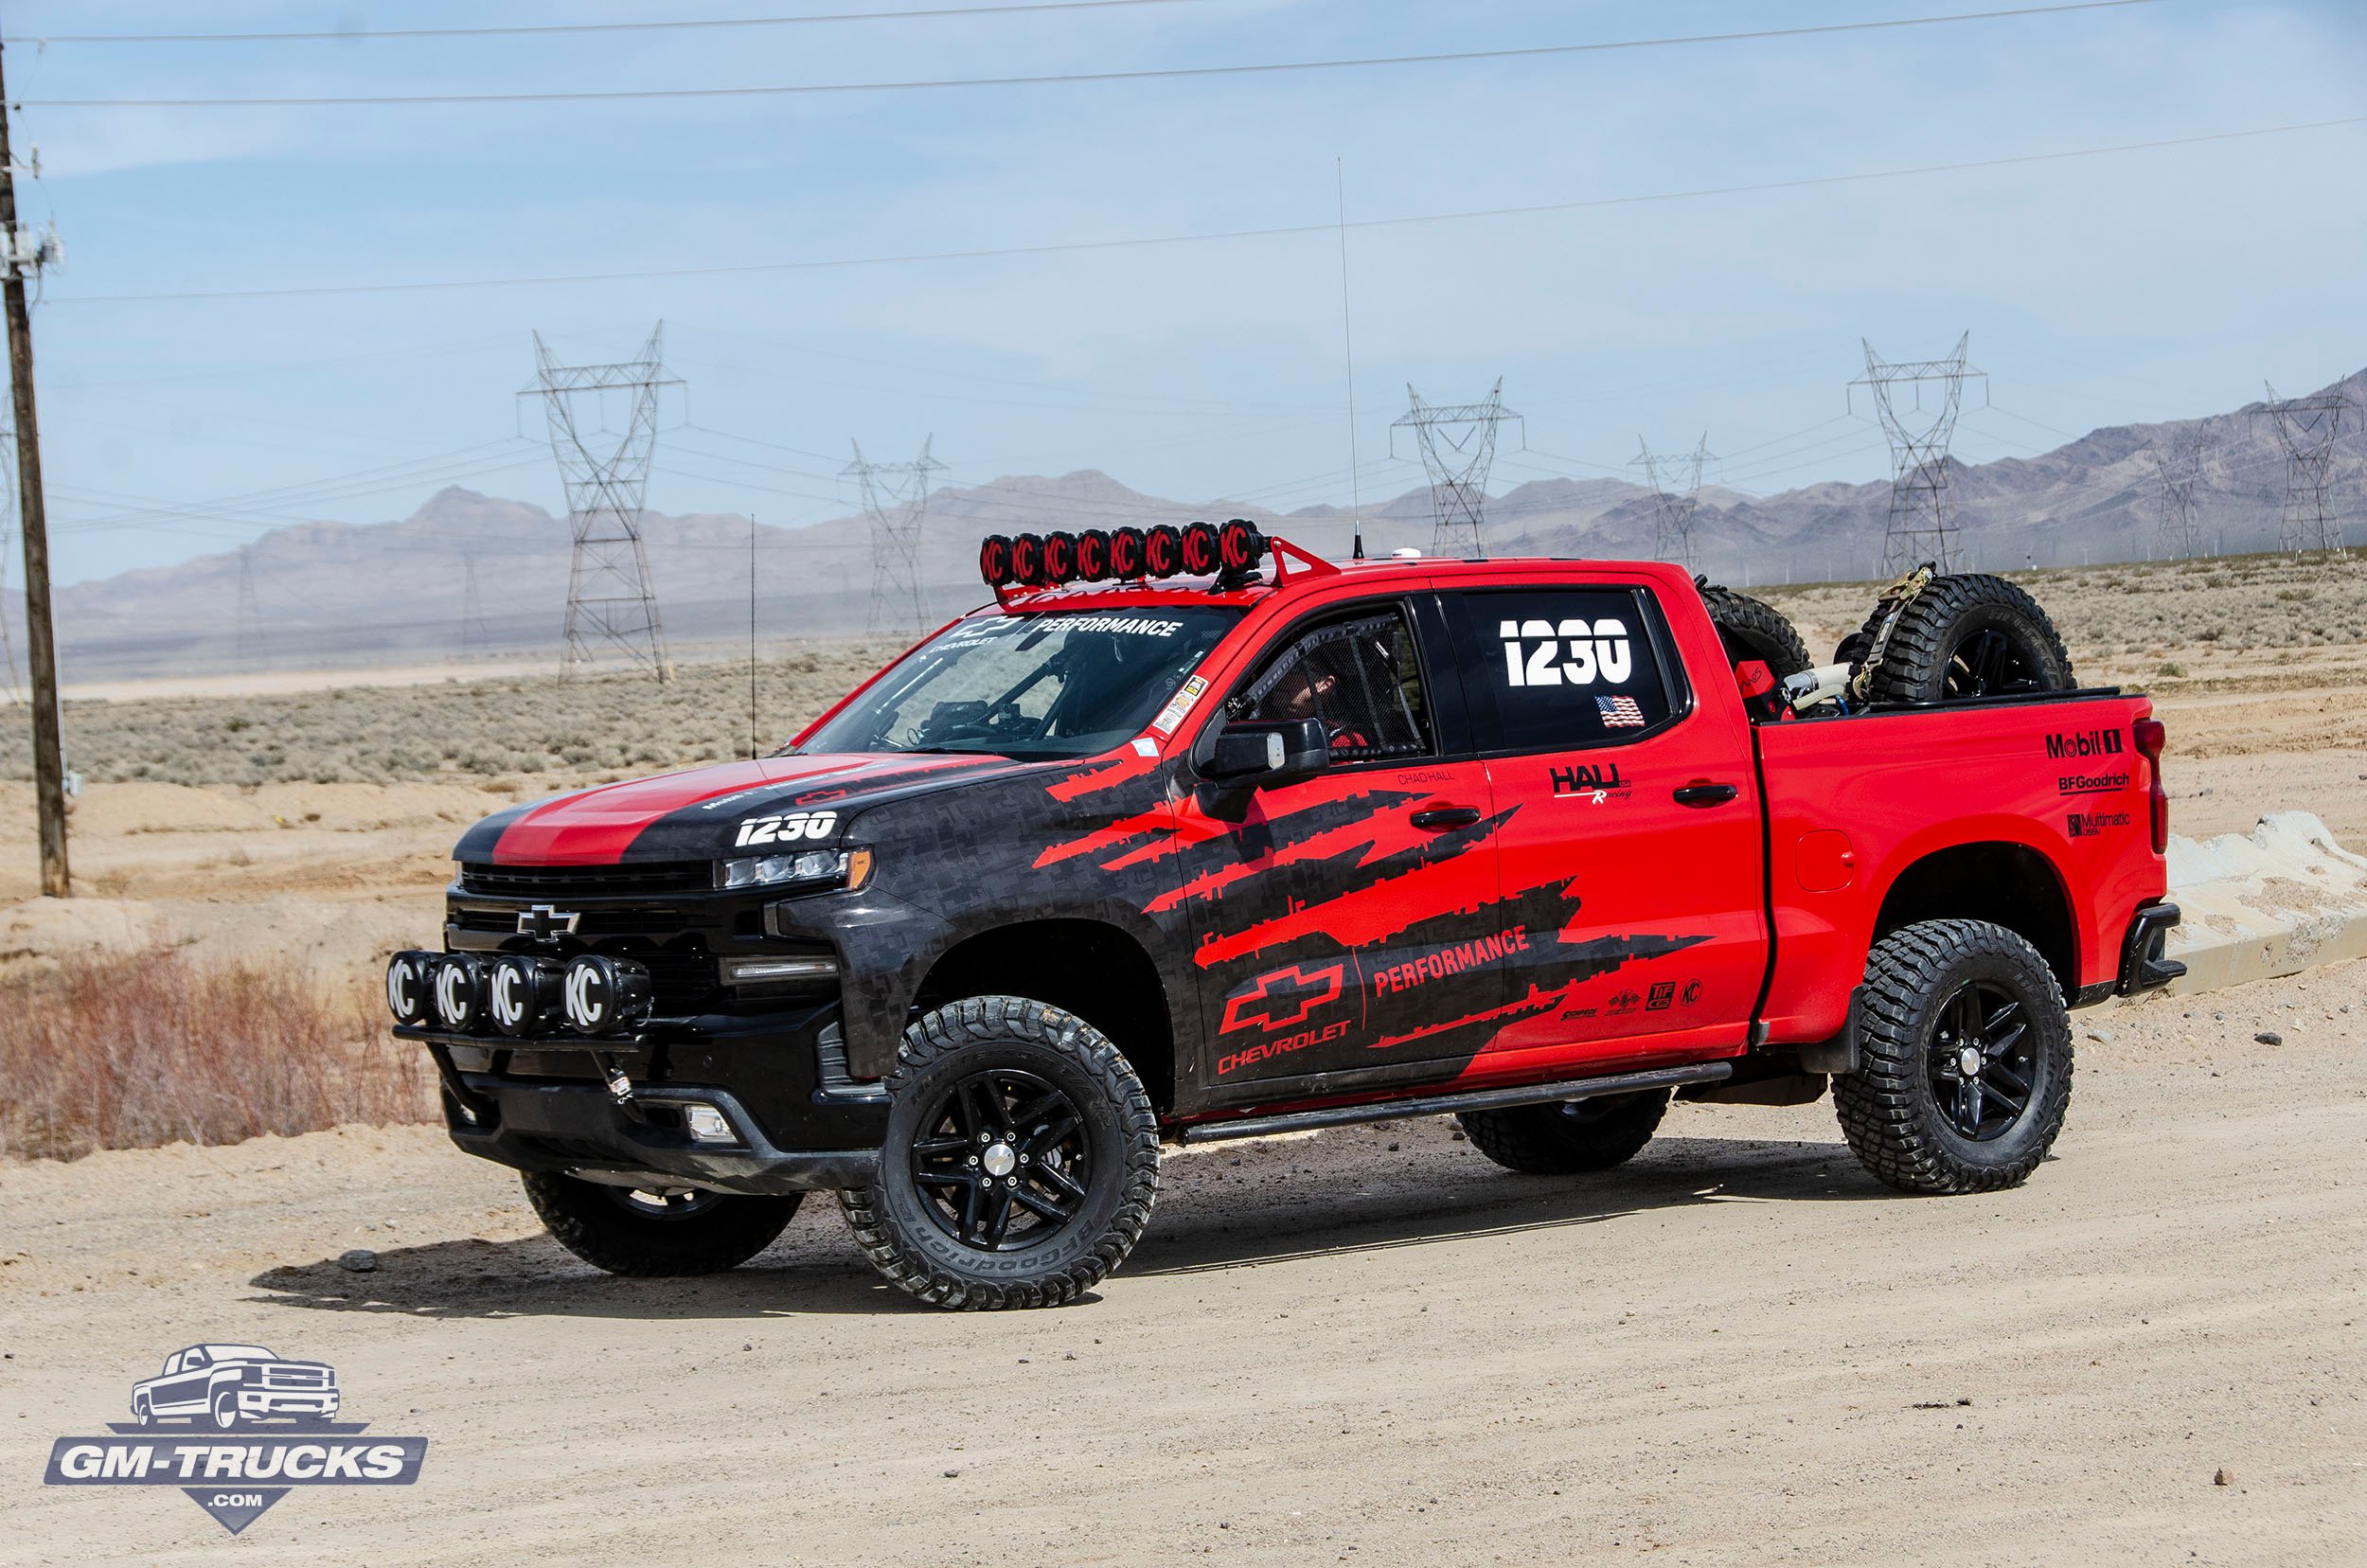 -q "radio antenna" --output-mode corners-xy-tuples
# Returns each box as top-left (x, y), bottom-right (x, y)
(1336, 157), (1364, 561)
(747, 513), (759, 759)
